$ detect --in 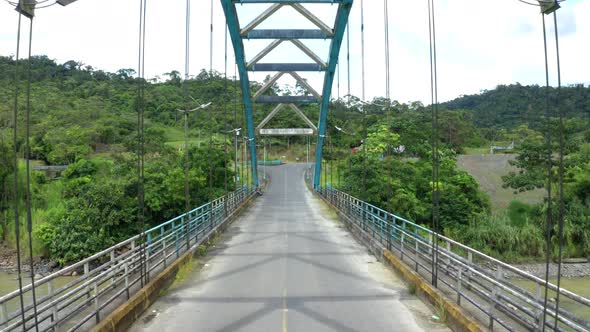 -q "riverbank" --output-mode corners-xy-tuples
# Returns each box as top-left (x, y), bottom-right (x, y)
(0, 244), (56, 276)
(510, 260), (590, 279)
